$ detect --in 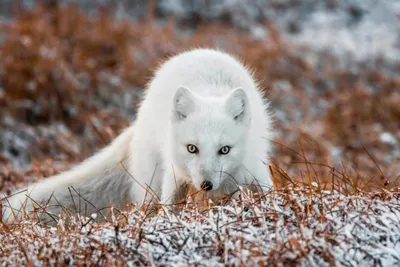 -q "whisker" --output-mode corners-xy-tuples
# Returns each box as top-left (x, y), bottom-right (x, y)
(214, 170), (240, 187)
